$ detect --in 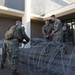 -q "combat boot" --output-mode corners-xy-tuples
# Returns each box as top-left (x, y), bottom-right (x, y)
(0, 63), (4, 69)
